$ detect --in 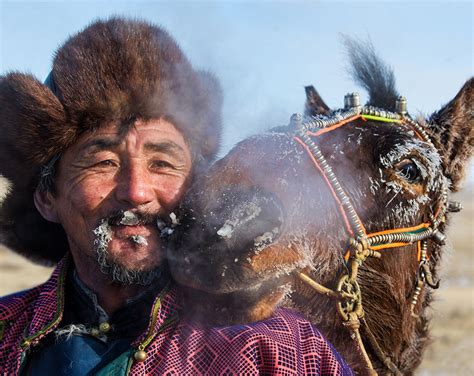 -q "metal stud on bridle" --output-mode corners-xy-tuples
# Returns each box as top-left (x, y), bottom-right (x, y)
(344, 92), (361, 109)
(395, 96), (408, 115)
